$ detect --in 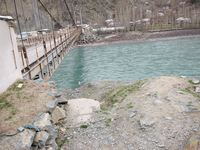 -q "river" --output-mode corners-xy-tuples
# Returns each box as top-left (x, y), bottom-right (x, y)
(50, 37), (200, 89)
